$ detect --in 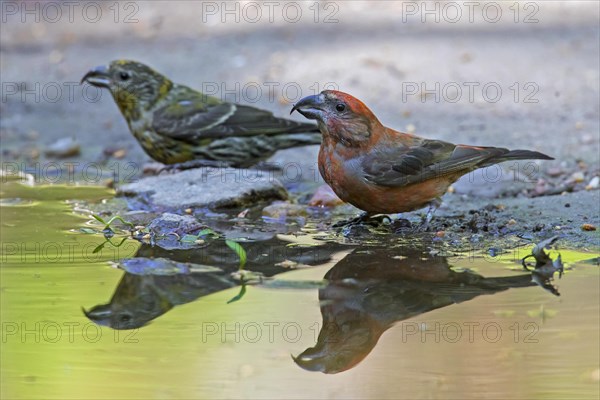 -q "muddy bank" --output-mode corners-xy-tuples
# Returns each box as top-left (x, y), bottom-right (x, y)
(87, 178), (599, 253)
